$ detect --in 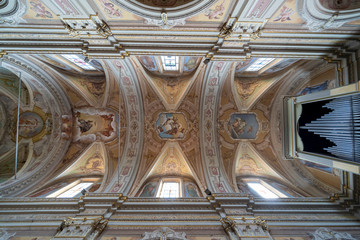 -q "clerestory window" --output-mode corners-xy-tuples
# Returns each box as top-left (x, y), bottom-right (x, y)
(161, 56), (179, 71)
(61, 54), (96, 70)
(159, 182), (180, 198)
(46, 180), (94, 198)
(246, 181), (288, 198)
(245, 58), (275, 72)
